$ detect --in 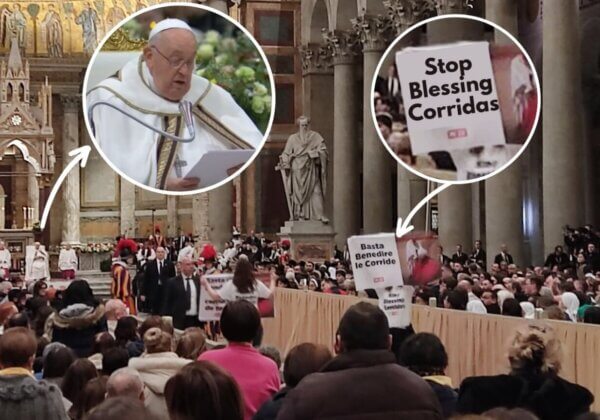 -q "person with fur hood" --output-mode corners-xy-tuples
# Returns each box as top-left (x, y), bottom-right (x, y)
(44, 280), (108, 358)
(128, 327), (191, 419)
